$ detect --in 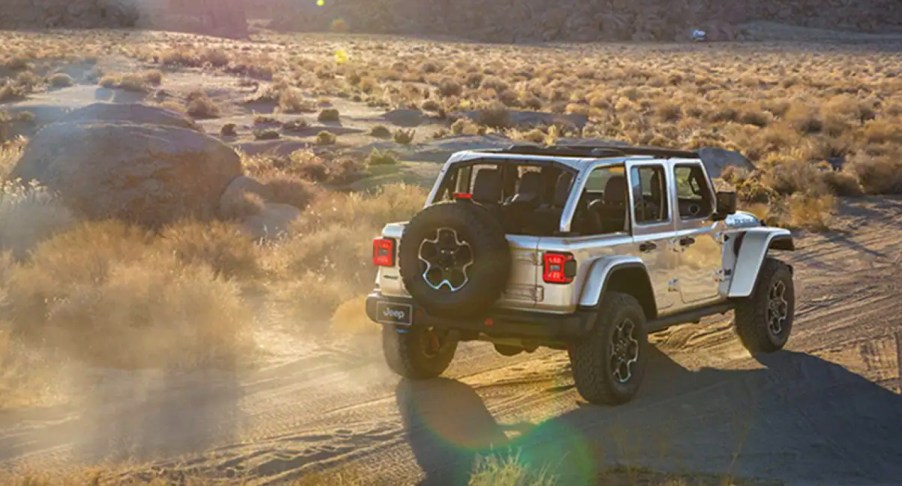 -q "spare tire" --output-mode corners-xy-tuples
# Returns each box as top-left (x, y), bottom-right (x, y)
(400, 201), (510, 317)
